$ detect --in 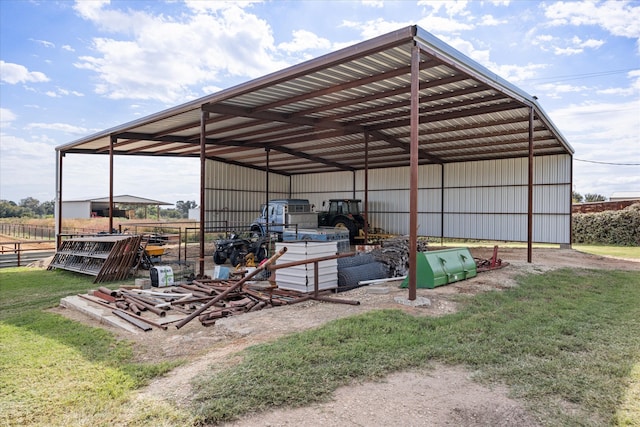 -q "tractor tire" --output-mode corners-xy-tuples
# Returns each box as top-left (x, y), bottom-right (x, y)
(213, 252), (226, 265)
(332, 217), (358, 243)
